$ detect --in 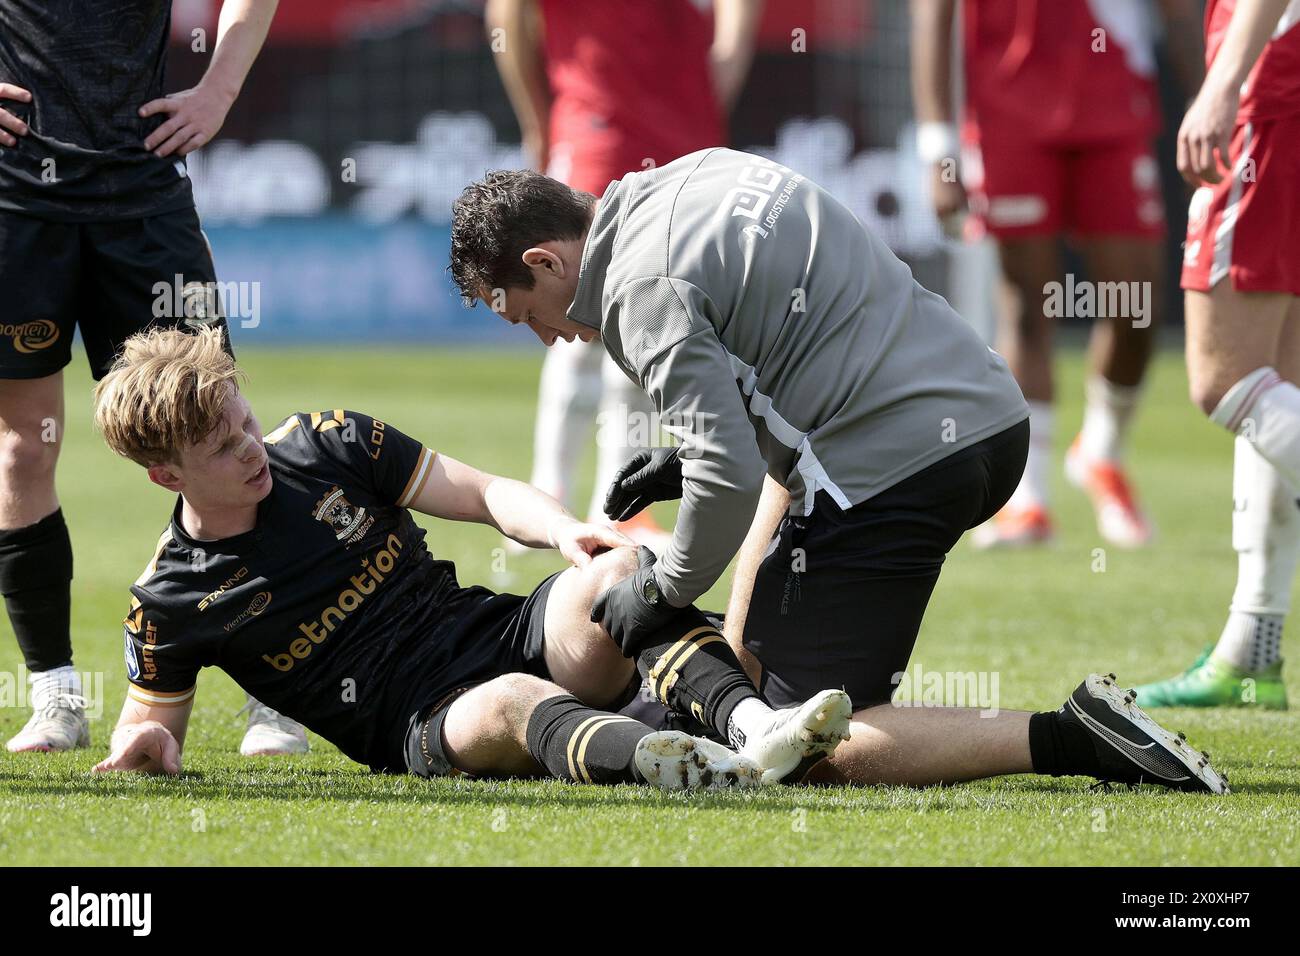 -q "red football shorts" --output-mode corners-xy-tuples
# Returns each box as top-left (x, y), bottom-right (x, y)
(1181, 113), (1300, 295)
(962, 123), (1166, 241)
